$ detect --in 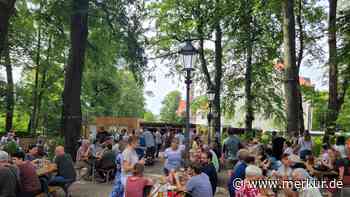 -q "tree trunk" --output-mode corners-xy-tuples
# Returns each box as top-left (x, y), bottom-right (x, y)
(244, 0), (254, 133)
(327, 0), (338, 127)
(62, 0), (89, 159)
(282, 0), (299, 136)
(0, 0), (16, 56)
(4, 39), (14, 132)
(245, 47), (254, 133)
(213, 6), (222, 148)
(36, 35), (51, 131)
(296, 0), (305, 134)
(28, 26), (41, 133)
